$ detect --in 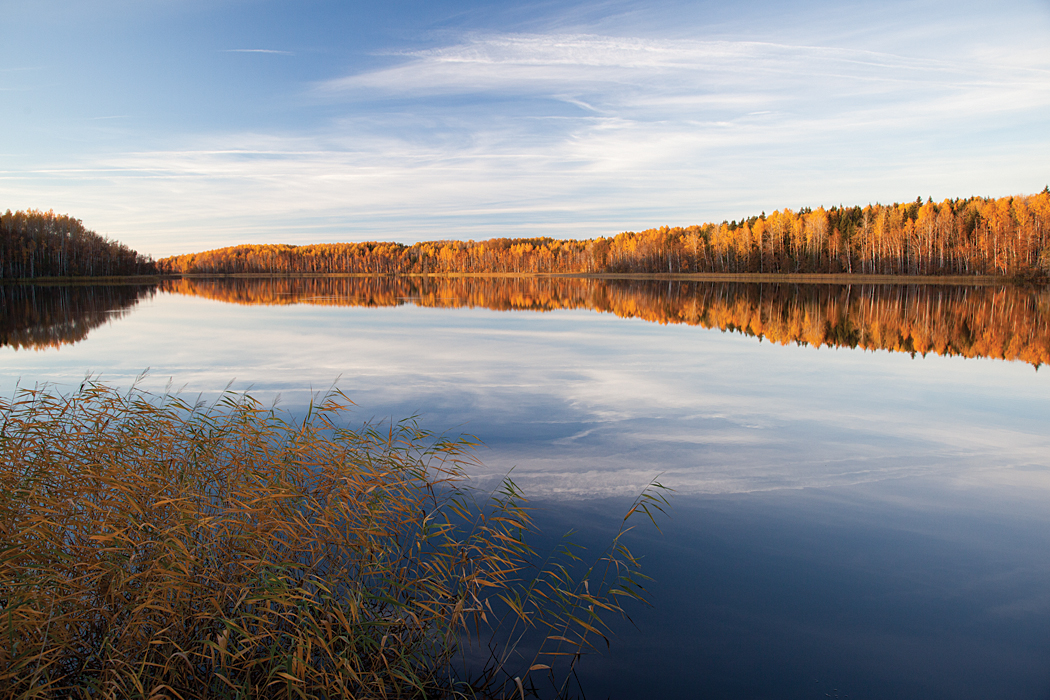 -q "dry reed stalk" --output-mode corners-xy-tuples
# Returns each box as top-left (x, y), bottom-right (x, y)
(0, 381), (667, 699)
